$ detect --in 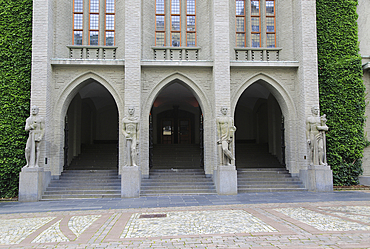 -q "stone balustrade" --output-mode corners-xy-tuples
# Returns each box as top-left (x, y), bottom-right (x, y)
(67, 46), (117, 60)
(234, 47), (282, 61)
(152, 47), (200, 61)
